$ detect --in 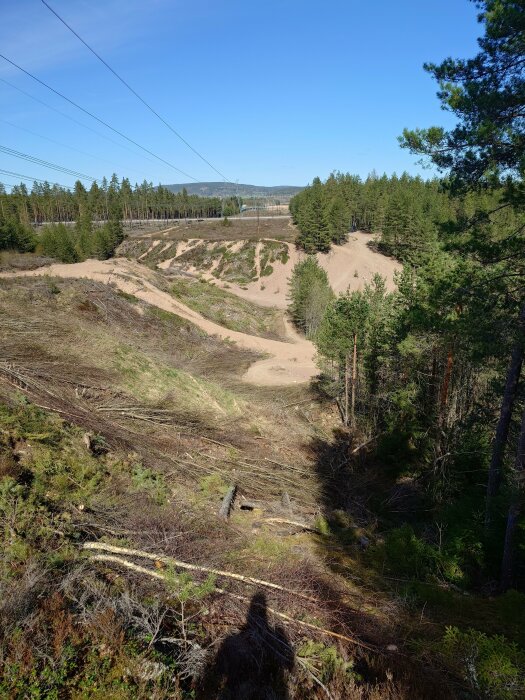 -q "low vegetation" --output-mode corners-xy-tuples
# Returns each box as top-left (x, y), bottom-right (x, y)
(170, 277), (286, 340)
(0, 273), (509, 698)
